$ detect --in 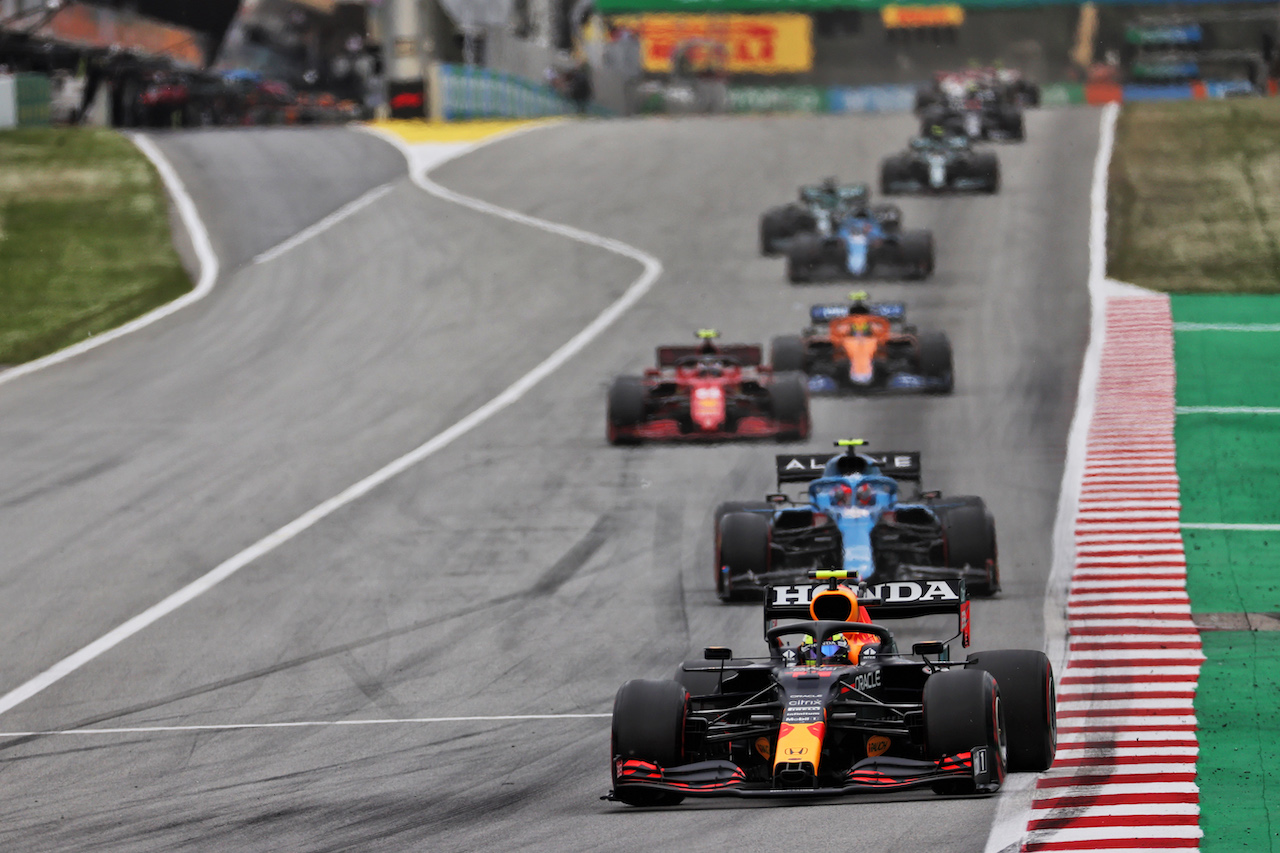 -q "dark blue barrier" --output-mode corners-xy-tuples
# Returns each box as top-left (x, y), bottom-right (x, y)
(1122, 84), (1195, 101)
(826, 85), (916, 114)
